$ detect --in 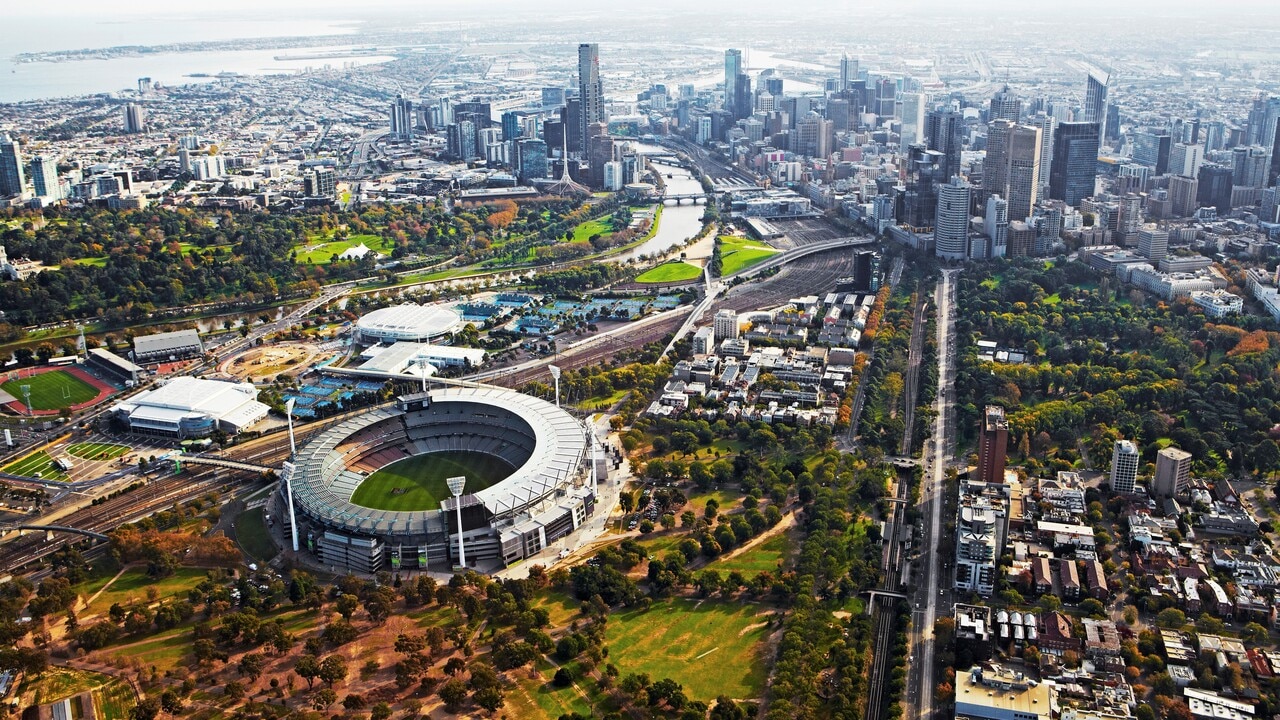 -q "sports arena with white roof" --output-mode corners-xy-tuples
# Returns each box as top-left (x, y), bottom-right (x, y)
(111, 377), (270, 438)
(354, 303), (462, 344)
(282, 386), (600, 573)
